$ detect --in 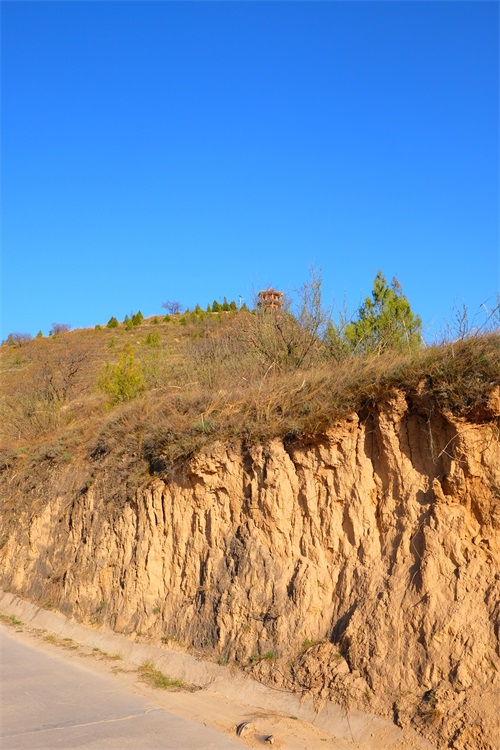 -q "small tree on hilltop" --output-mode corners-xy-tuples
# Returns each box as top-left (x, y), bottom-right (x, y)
(3, 332), (32, 347)
(344, 271), (423, 354)
(50, 323), (71, 336)
(162, 301), (184, 315)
